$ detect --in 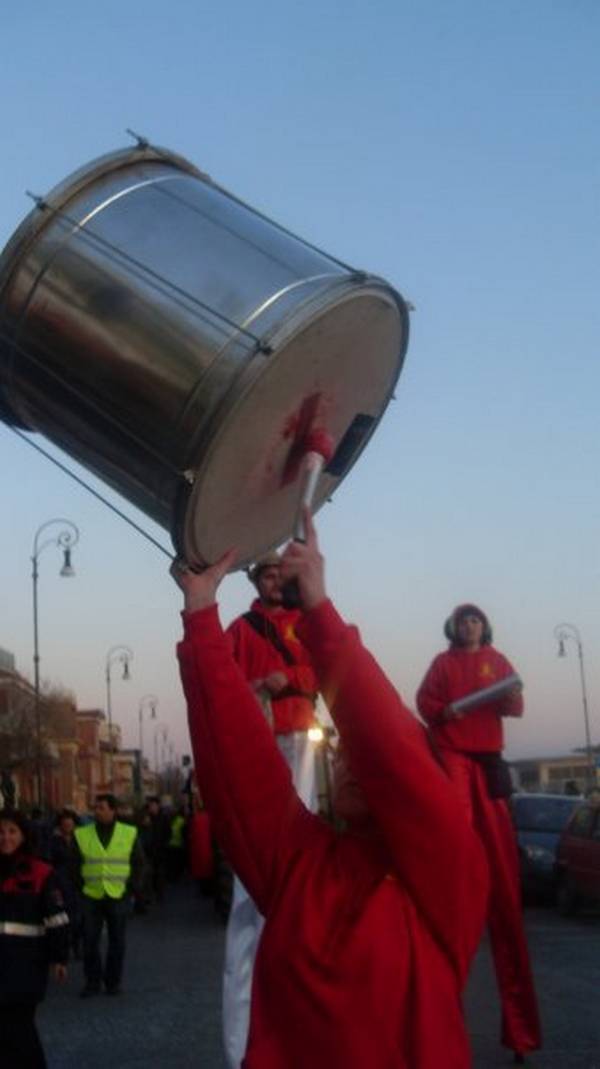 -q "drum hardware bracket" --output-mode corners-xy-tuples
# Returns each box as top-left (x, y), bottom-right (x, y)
(126, 128), (150, 149)
(25, 192), (49, 212)
(255, 341), (274, 357)
(124, 129), (214, 184)
(182, 469), (196, 484)
(350, 270), (368, 284)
